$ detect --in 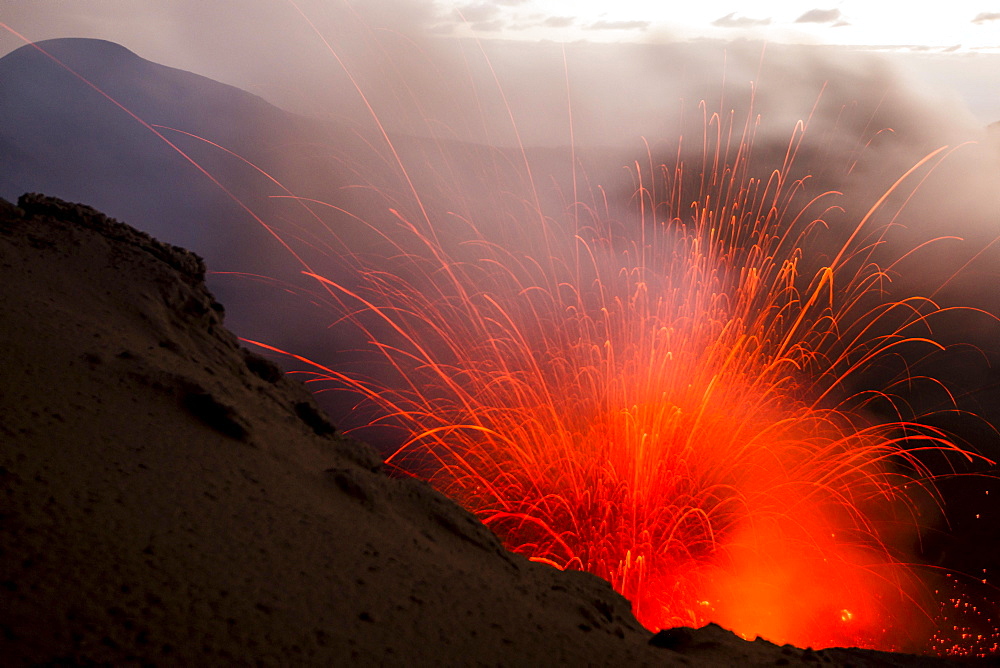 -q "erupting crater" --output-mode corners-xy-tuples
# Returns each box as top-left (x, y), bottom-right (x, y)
(253, 104), (990, 652)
